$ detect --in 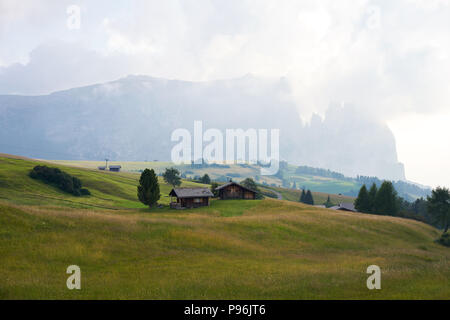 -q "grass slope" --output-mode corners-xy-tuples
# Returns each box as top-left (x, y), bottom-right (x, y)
(0, 156), (448, 299)
(0, 156), (207, 210)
